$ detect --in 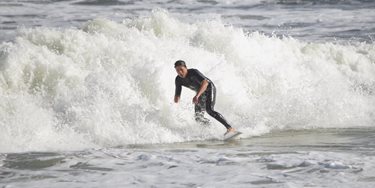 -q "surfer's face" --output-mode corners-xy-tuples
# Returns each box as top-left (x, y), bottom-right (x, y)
(175, 65), (188, 78)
